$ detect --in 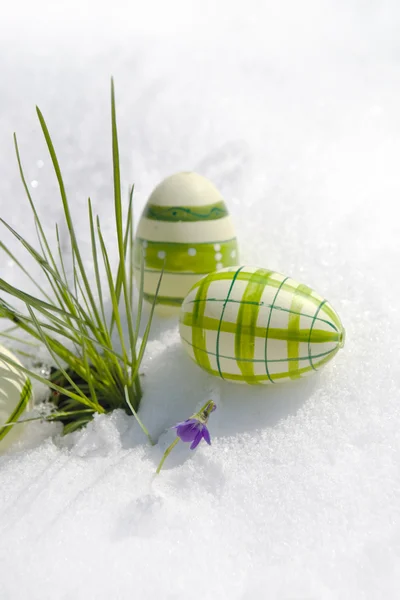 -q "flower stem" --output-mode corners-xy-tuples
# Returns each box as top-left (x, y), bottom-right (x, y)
(124, 386), (154, 445)
(156, 437), (180, 475)
(191, 399), (216, 422)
